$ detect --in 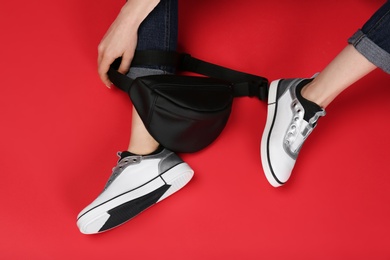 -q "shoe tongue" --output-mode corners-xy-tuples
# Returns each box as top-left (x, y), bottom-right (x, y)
(295, 80), (324, 122)
(119, 151), (135, 161)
